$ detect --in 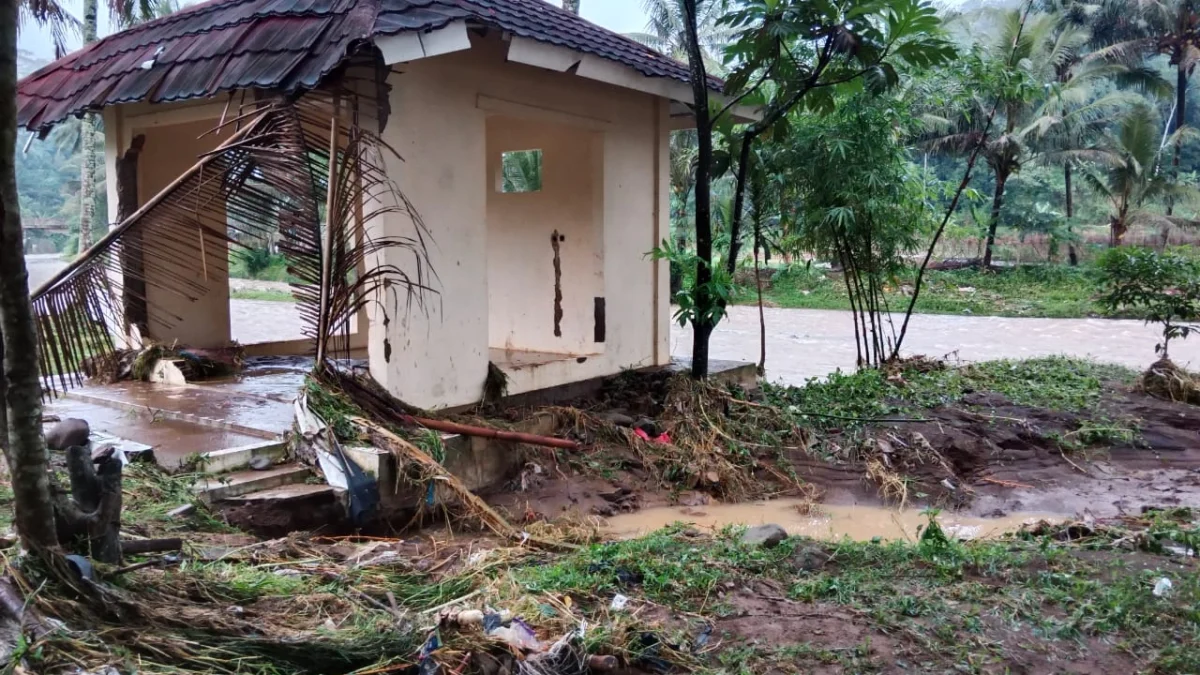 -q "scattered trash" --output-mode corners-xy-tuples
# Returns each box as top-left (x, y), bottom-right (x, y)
(634, 427), (672, 445)
(1153, 577), (1174, 598)
(64, 555), (95, 582)
(610, 594), (629, 611)
(165, 504), (196, 519)
(489, 618), (545, 652)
